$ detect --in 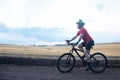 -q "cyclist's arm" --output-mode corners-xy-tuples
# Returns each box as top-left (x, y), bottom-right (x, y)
(76, 34), (84, 43)
(69, 35), (78, 42)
